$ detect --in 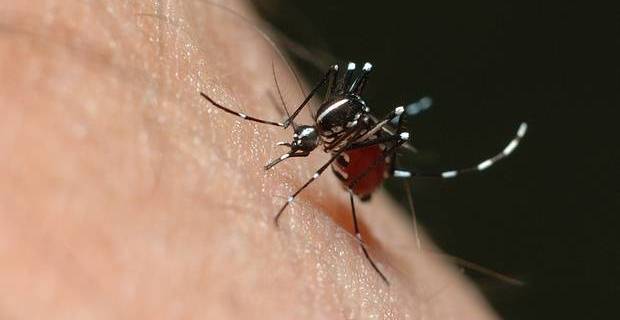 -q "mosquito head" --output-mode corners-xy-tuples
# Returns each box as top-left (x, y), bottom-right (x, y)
(265, 125), (320, 170)
(291, 125), (320, 152)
